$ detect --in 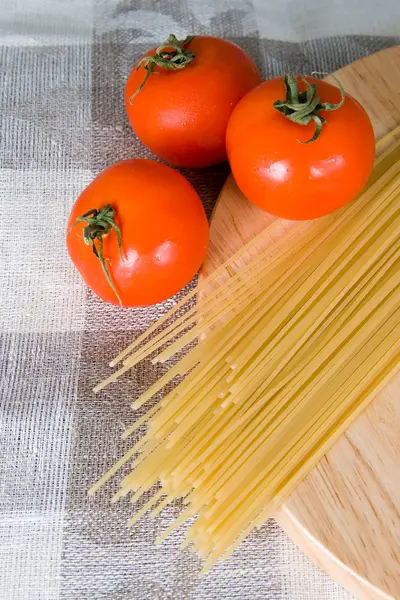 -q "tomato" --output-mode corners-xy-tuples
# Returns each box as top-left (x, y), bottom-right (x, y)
(66, 159), (209, 307)
(125, 35), (262, 168)
(226, 75), (375, 220)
